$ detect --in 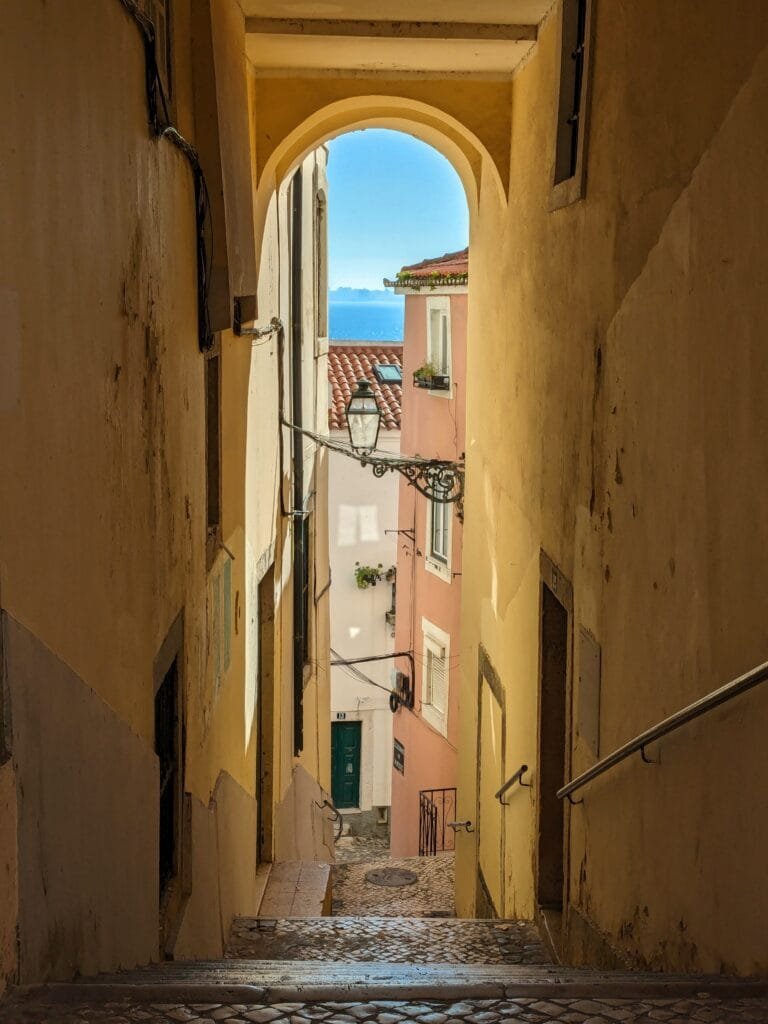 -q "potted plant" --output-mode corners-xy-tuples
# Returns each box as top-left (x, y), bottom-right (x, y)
(413, 361), (437, 388)
(354, 563), (397, 589)
(354, 562), (384, 588)
(413, 361), (450, 390)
